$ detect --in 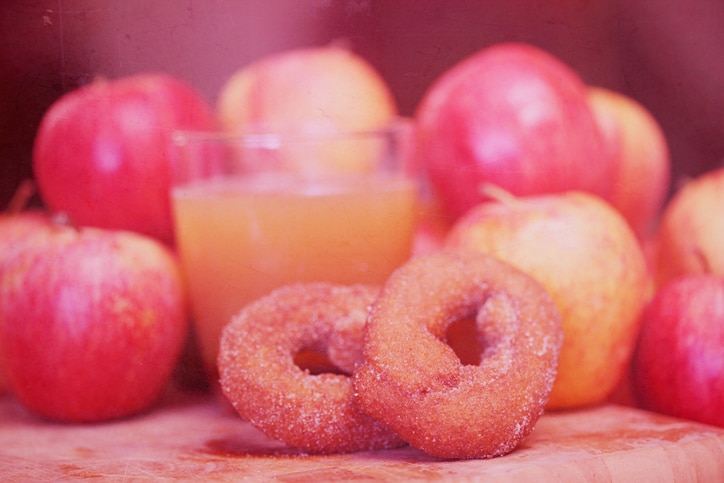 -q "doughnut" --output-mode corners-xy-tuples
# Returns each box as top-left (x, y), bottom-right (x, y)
(217, 283), (404, 454)
(352, 250), (563, 459)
